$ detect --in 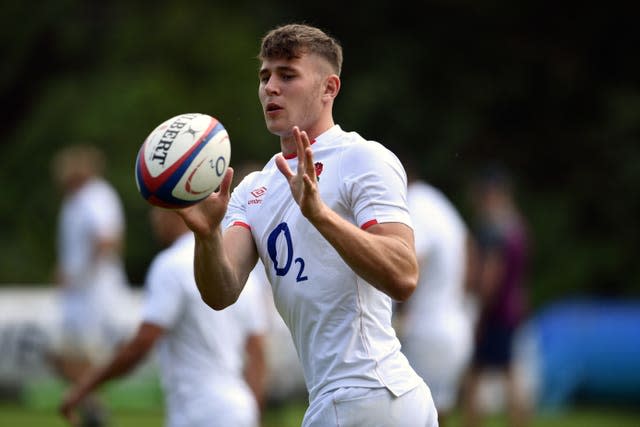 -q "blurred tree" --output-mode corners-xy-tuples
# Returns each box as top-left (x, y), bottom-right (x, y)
(1, 1), (638, 308)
